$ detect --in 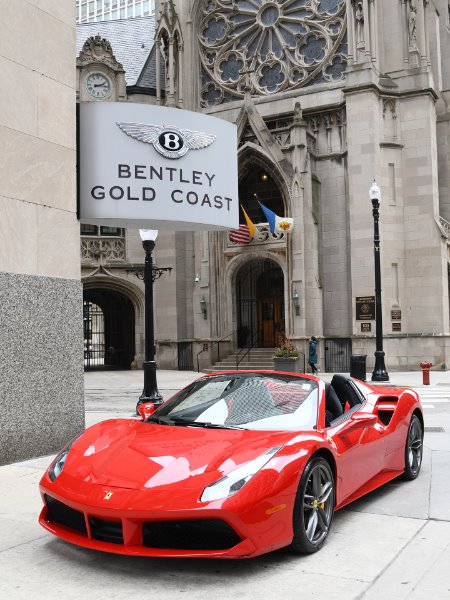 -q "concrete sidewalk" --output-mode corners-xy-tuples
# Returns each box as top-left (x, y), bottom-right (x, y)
(84, 365), (450, 388)
(1, 368), (450, 599)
